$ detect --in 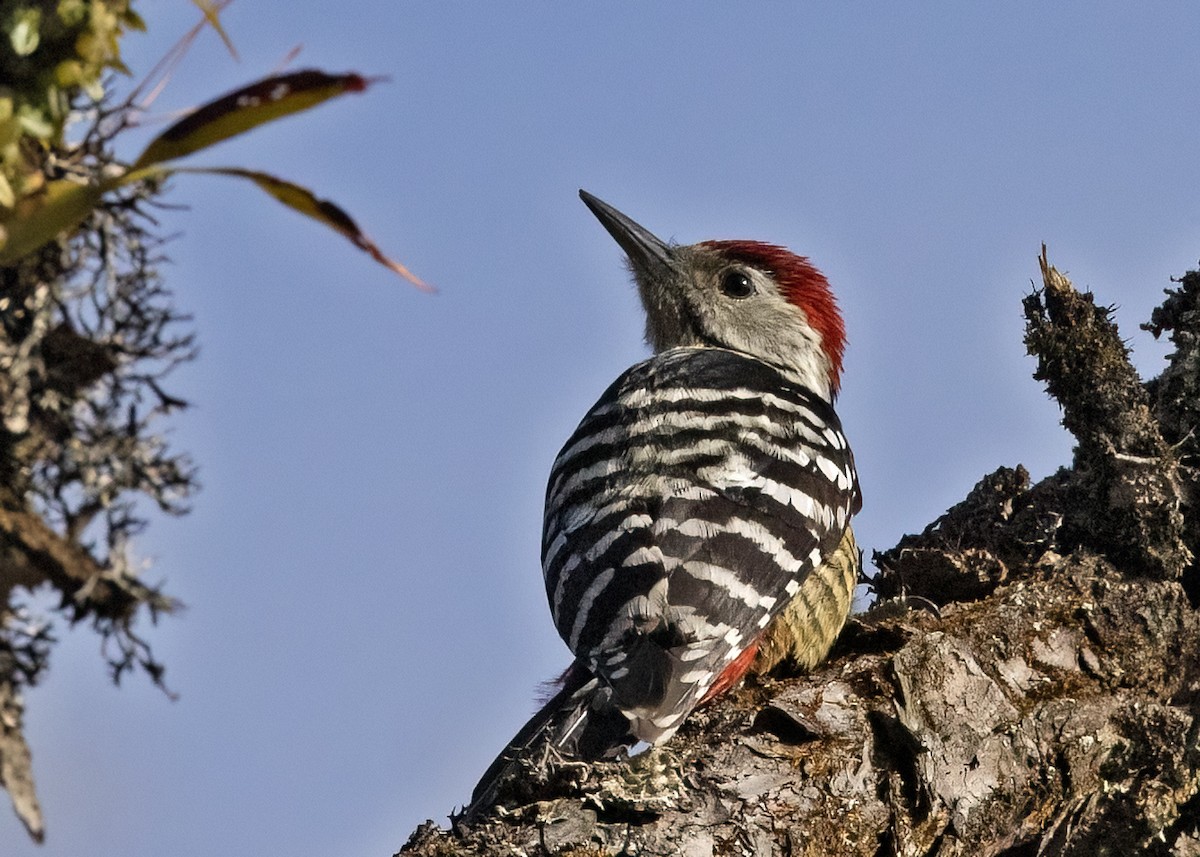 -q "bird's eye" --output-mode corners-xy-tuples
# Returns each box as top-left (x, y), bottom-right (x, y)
(719, 270), (755, 299)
